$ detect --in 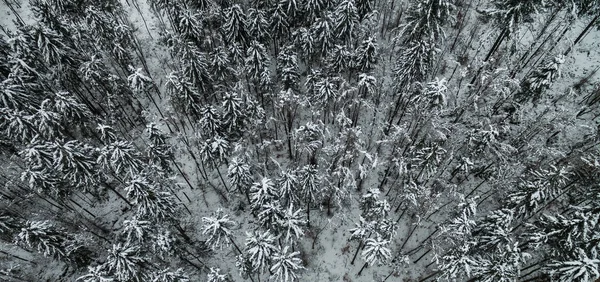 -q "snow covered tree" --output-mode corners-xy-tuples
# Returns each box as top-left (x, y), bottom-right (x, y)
(124, 176), (179, 220)
(354, 36), (377, 72)
(127, 66), (152, 93)
(145, 122), (173, 172)
(223, 5), (250, 47)
(176, 8), (203, 40)
(294, 122), (323, 161)
(32, 100), (64, 139)
(201, 209), (239, 251)
(313, 75), (339, 105)
(549, 248), (600, 282)
(221, 91), (247, 134)
(245, 40), (270, 82)
(98, 140), (143, 179)
(508, 165), (571, 217)
(96, 124), (118, 144)
(304, 0), (327, 21)
(148, 227), (175, 258)
(269, 4), (290, 49)
(210, 47), (235, 81)
(413, 77), (448, 109)
(327, 45), (353, 74)
(486, 0), (546, 34)
(228, 156), (253, 199)
(394, 39), (437, 90)
(277, 169), (299, 208)
(355, 0), (374, 20)
(0, 77), (34, 111)
(412, 145), (446, 181)
(361, 235), (392, 266)
(244, 230), (278, 273)
(298, 165), (320, 225)
(400, 0), (453, 43)
(519, 55), (565, 102)
(105, 243), (146, 282)
(16, 220), (69, 260)
(334, 0), (359, 43)
(200, 135), (230, 166)
(247, 8), (270, 42)
(150, 268), (191, 282)
(50, 139), (98, 188)
(278, 45), (300, 91)
(269, 246), (305, 282)
(77, 265), (114, 282)
(121, 216), (151, 244)
(206, 268), (228, 282)
(310, 13), (336, 57)
(257, 201), (286, 230)
(250, 177), (278, 212)
(49, 91), (92, 123)
(165, 71), (203, 118)
(278, 204), (306, 243)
